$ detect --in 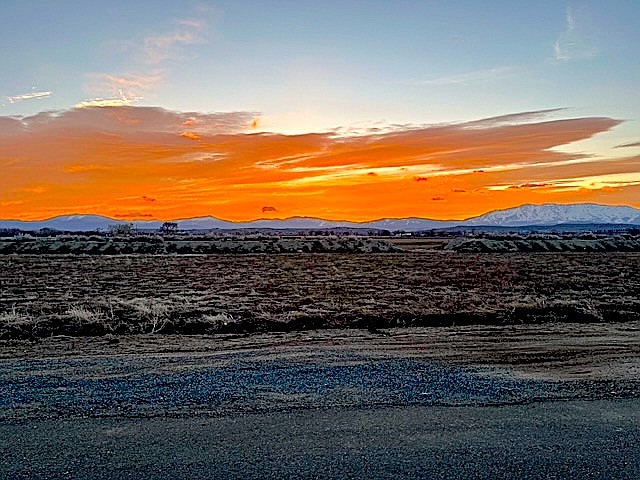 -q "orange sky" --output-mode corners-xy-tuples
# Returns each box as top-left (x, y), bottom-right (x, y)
(1, 106), (639, 222)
